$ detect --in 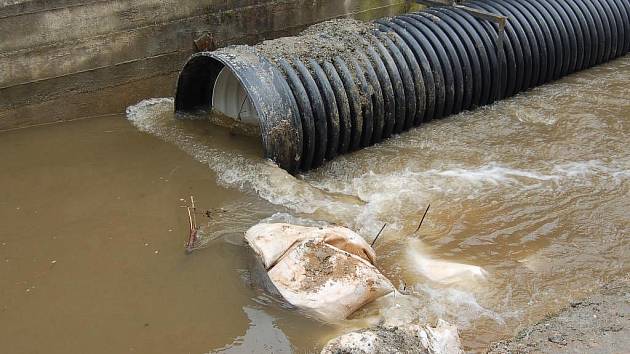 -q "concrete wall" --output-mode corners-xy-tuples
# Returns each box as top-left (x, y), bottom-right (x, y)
(0, 0), (412, 130)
